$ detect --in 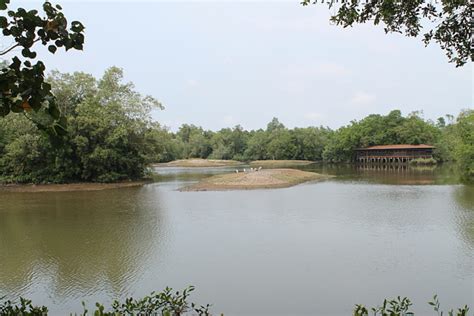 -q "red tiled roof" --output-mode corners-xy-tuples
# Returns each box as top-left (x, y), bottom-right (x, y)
(356, 144), (435, 150)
